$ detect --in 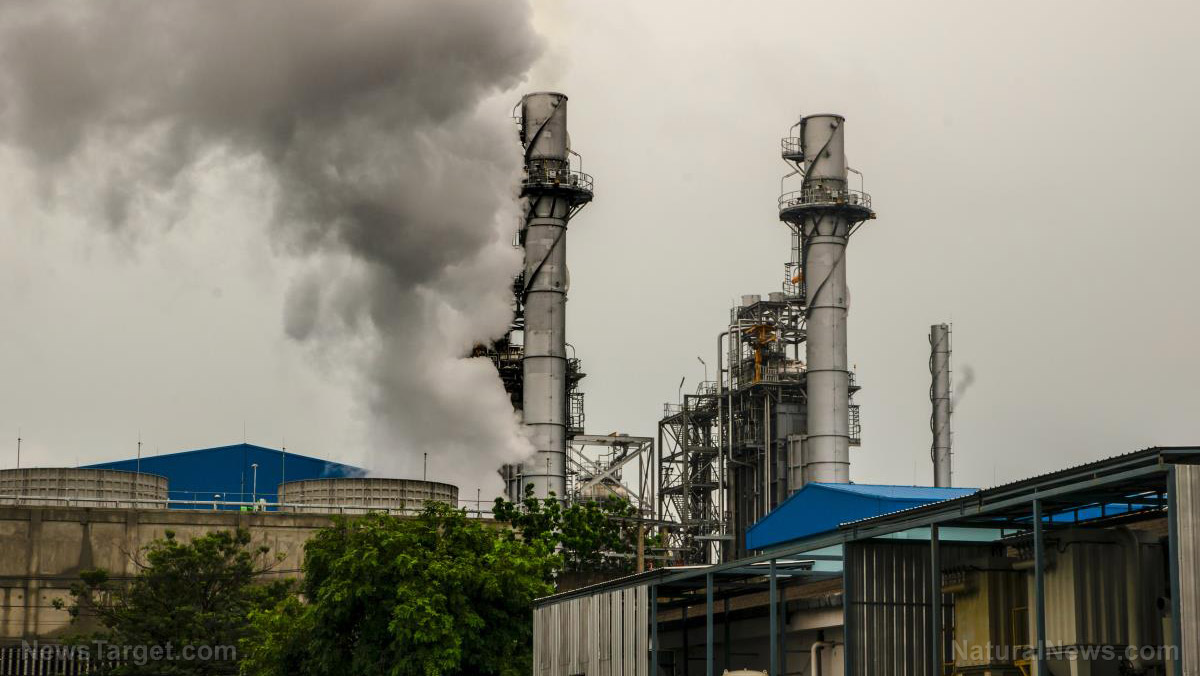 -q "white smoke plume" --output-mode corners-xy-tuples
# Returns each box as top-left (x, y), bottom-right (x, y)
(0, 1), (544, 496)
